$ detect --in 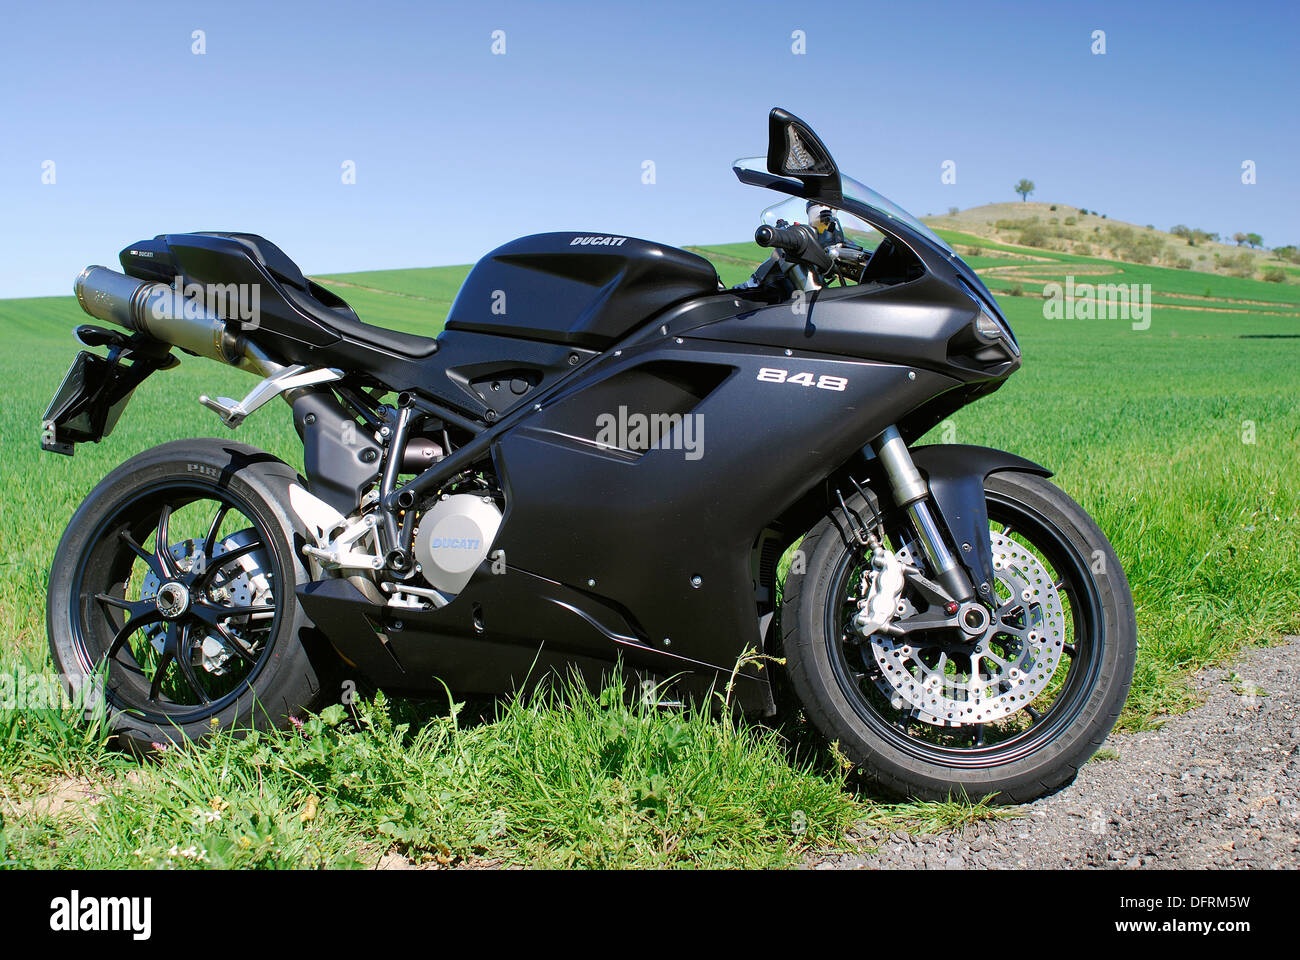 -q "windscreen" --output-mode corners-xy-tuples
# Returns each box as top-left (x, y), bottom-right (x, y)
(734, 157), (954, 253)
